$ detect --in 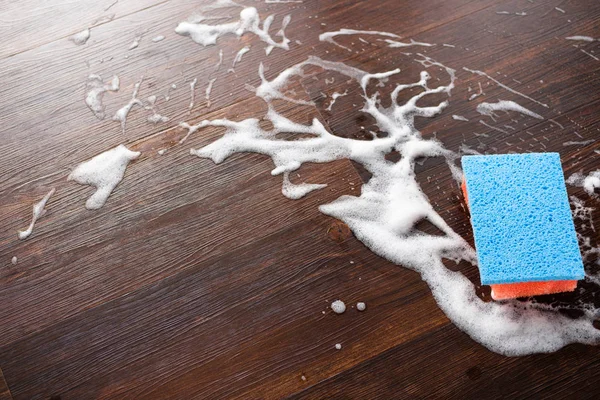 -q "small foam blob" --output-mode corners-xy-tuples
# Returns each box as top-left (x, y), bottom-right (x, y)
(356, 302), (366, 311)
(331, 300), (346, 314)
(85, 74), (120, 120)
(334, 343), (342, 350)
(68, 145), (140, 210)
(11, 256), (18, 265)
(70, 28), (90, 45)
(567, 170), (600, 196)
